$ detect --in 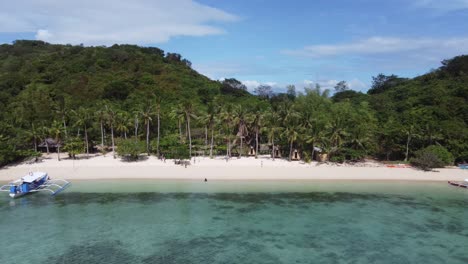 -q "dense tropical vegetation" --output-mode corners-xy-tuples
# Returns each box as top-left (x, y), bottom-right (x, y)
(0, 40), (466, 166)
